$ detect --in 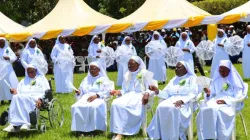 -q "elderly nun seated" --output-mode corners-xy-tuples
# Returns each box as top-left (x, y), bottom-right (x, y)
(147, 61), (198, 140)
(109, 56), (154, 140)
(3, 64), (50, 132)
(71, 62), (113, 133)
(196, 60), (245, 140)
